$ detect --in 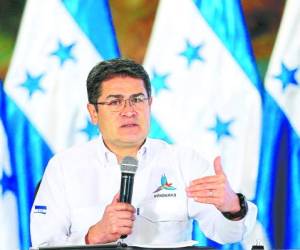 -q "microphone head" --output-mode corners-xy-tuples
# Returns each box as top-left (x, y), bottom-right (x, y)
(121, 156), (138, 174)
